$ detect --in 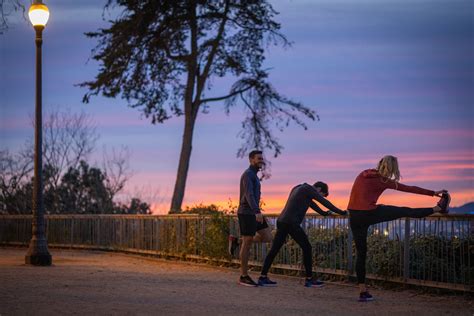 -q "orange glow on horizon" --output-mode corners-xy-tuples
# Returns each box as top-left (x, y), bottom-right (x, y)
(136, 149), (473, 215)
(150, 188), (473, 215)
